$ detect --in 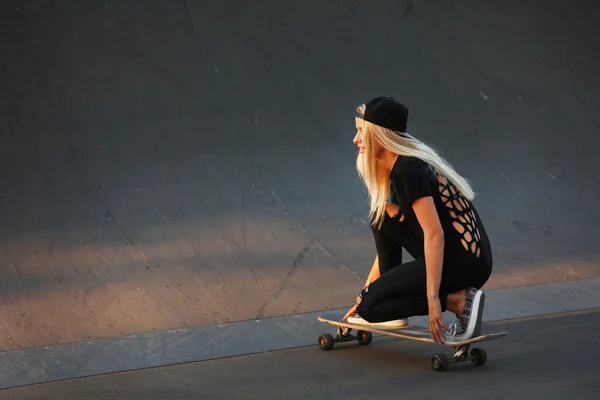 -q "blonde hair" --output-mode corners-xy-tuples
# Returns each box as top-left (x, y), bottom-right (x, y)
(355, 104), (475, 229)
